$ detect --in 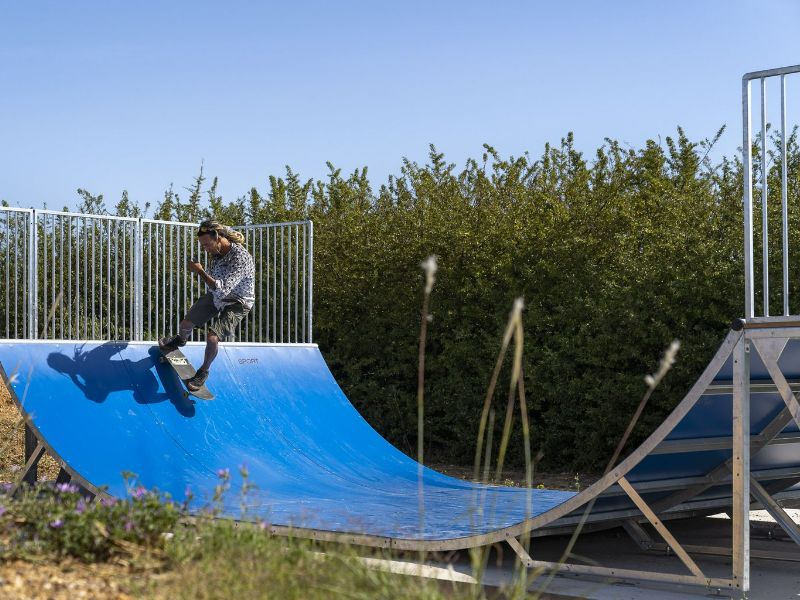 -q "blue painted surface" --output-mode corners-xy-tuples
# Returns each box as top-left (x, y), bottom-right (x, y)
(0, 341), (574, 541)
(2, 335), (798, 540)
